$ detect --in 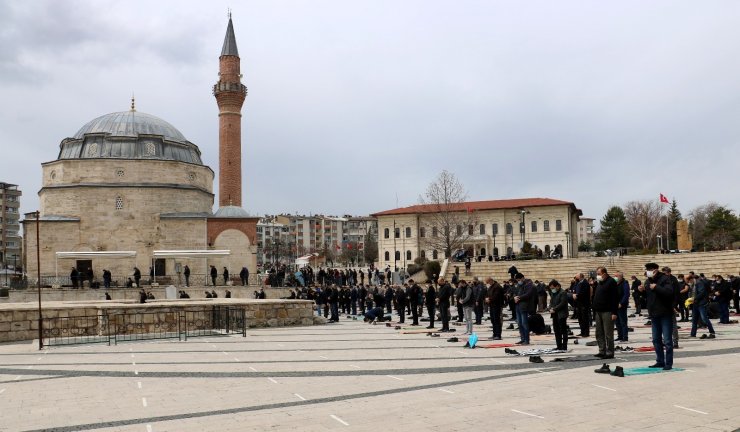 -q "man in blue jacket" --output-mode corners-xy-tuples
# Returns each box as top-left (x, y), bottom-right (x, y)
(639, 263), (676, 370)
(688, 274), (716, 338)
(615, 271), (631, 343)
(513, 273), (535, 345)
